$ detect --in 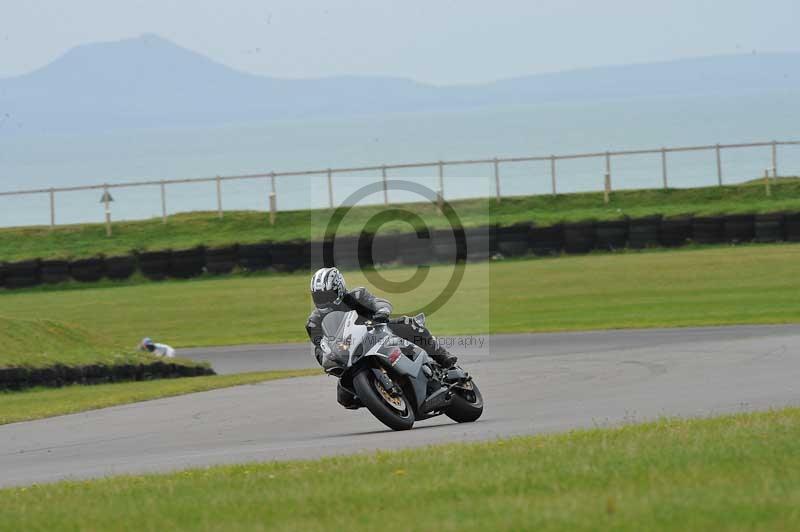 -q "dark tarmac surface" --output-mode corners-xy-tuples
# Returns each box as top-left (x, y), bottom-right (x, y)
(2, 325), (799, 487)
